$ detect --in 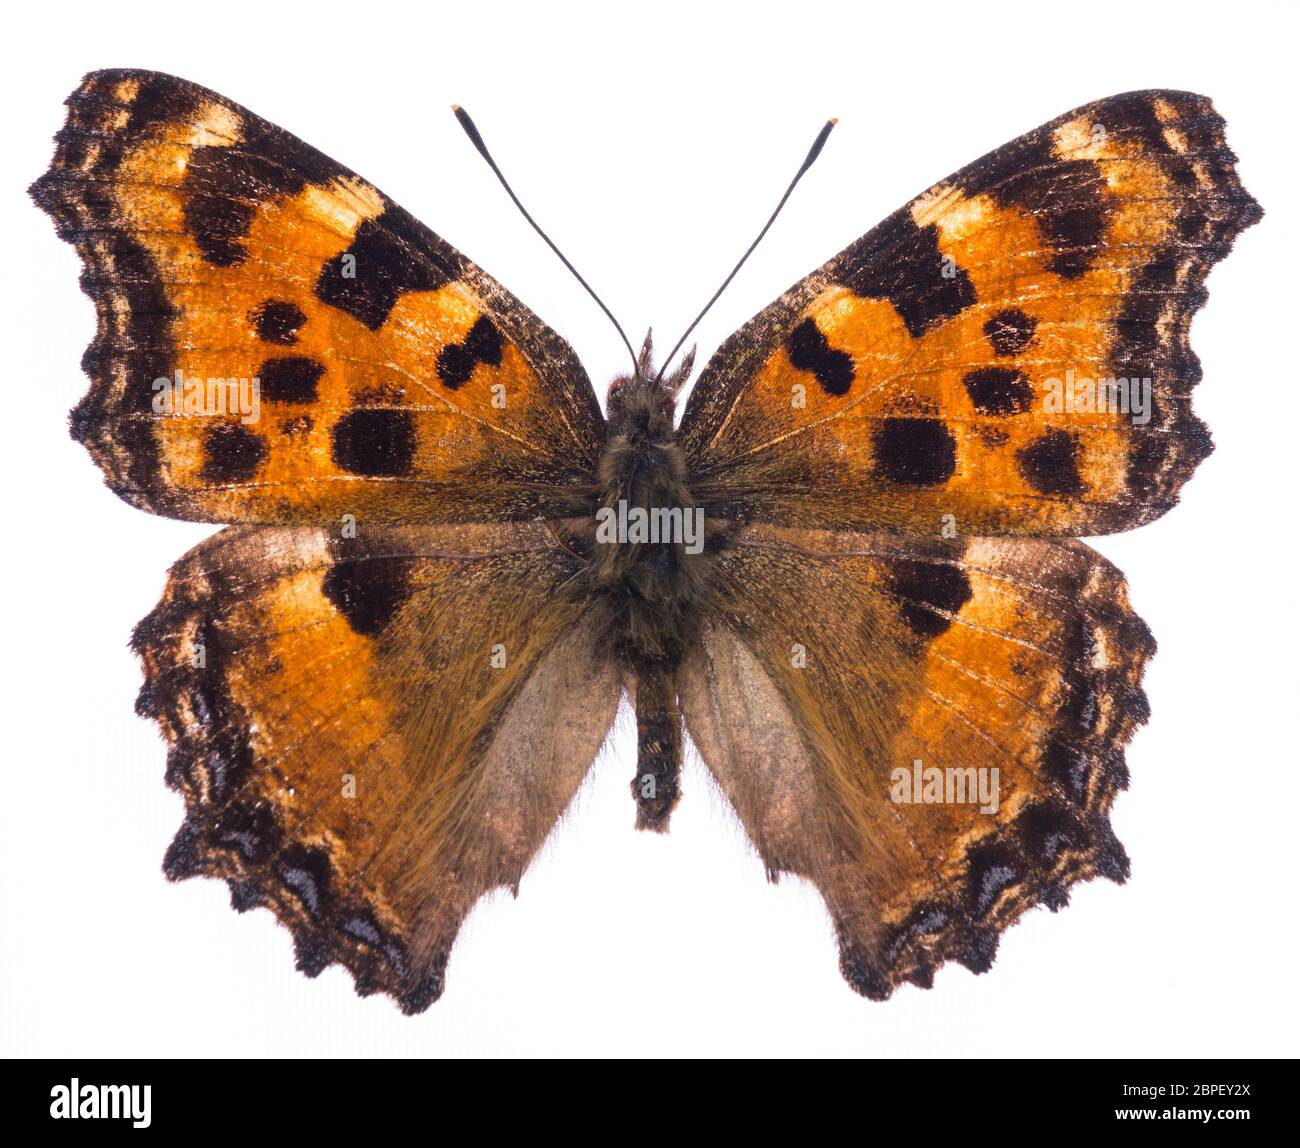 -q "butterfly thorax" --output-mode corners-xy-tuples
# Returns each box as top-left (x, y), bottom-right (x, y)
(591, 374), (705, 668)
